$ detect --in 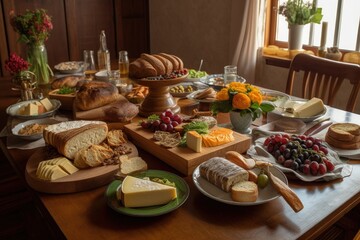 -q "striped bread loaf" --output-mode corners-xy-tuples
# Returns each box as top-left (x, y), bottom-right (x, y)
(43, 120), (108, 159)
